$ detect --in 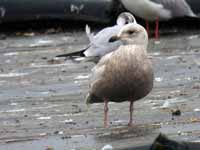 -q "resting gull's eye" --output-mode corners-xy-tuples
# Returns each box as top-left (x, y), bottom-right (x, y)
(128, 30), (134, 34)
